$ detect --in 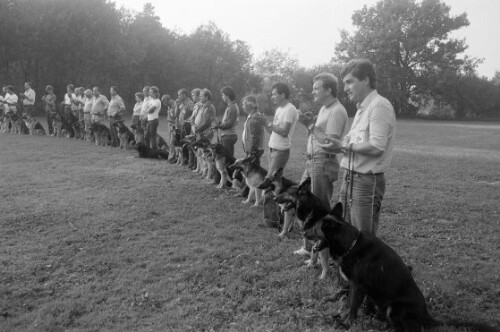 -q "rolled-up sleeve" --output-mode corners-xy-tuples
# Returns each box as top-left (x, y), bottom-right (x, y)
(368, 101), (394, 151)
